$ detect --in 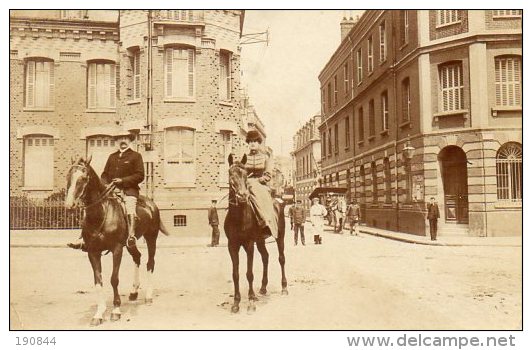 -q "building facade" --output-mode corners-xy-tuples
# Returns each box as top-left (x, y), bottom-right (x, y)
(10, 10), (251, 234)
(292, 115), (322, 212)
(319, 10), (522, 237)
